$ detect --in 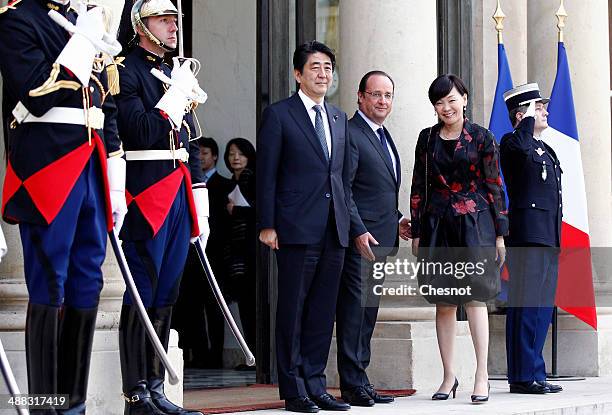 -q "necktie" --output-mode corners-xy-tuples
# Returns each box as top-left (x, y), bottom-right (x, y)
(313, 105), (330, 161)
(377, 127), (395, 177)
